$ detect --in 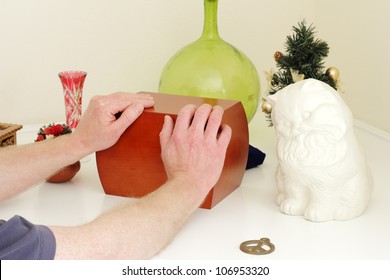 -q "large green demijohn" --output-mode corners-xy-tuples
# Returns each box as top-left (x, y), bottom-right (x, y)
(159, 0), (260, 121)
